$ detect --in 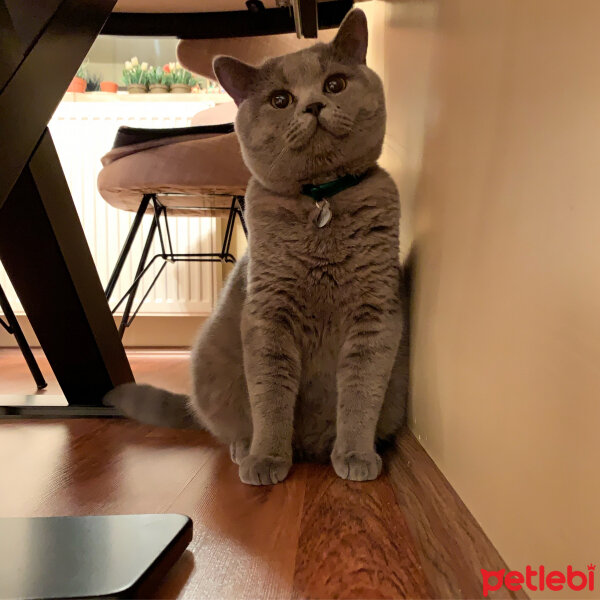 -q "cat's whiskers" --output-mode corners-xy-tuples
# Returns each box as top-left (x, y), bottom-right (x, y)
(266, 144), (290, 180)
